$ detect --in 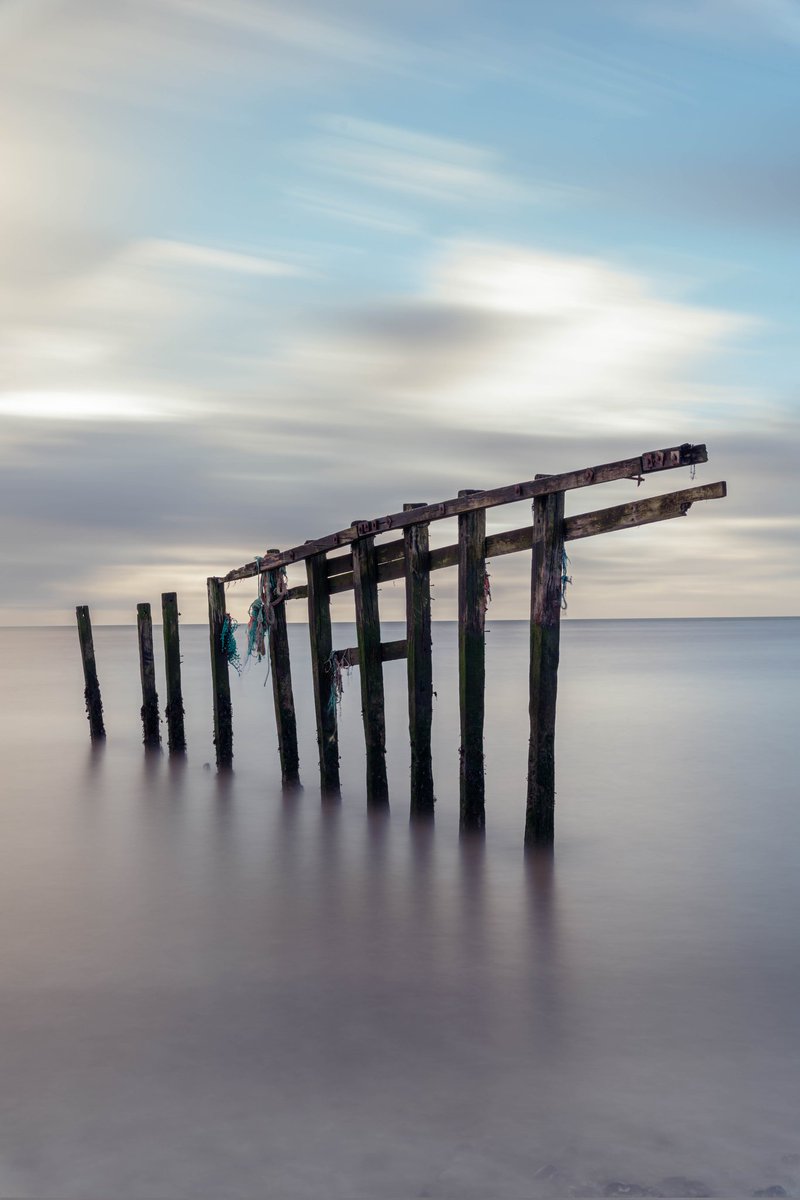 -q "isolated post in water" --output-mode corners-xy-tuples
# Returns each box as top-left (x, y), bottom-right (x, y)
(404, 503), (435, 816)
(306, 552), (340, 791)
(266, 551), (300, 784)
(161, 592), (186, 754)
(352, 530), (389, 806)
(207, 577), (233, 769)
(76, 605), (106, 741)
(458, 490), (487, 832)
(137, 602), (161, 748)
(525, 491), (566, 847)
